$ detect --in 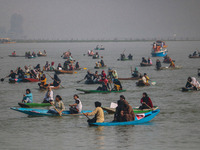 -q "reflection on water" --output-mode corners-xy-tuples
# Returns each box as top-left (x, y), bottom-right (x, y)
(94, 126), (105, 149)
